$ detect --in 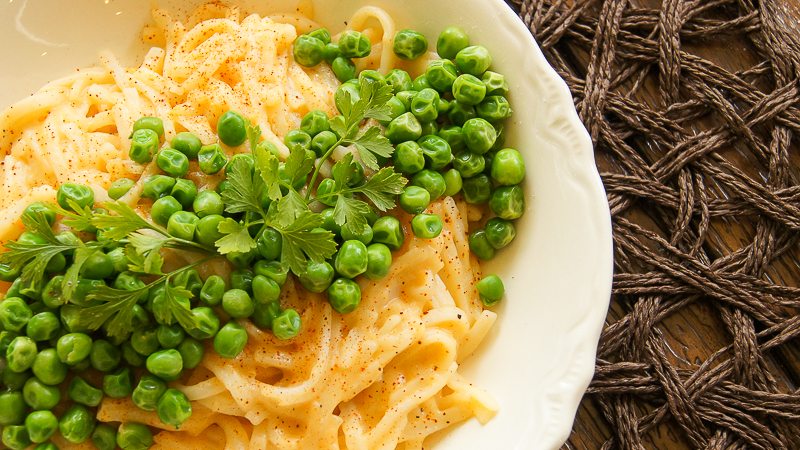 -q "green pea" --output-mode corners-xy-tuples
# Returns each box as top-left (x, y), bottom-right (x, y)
(452, 74), (487, 106)
(338, 30), (371, 58)
(331, 57), (356, 82)
(129, 327), (158, 356)
(187, 307), (221, 340)
(113, 272), (146, 293)
(121, 341), (145, 367)
(170, 178), (197, 208)
(177, 338), (204, 370)
(411, 169), (446, 200)
(254, 260), (289, 286)
(485, 218), (516, 250)
(24, 410), (57, 443)
(340, 223), (373, 245)
(399, 186), (431, 214)
(272, 308), (301, 339)
(442, 168), (464, 197)
(322, 42), (341, 62)
(319, 208), (341, 236)
(0, 298), (33, 333)
(131, 374), (166, 412)
(300, 110), (330, 138)
(334, 240), (368, 279)
(0, 391), (26, 425)
(45, 252), (66, 274)
(327, 278), (361, 313)
(379, 96), (407, 127)
(490, 148), (525, 186)
(25, 312), (59, 342)
(34, 441), (58, 450)
(90, 339), (120, 372)
(310, 130), (338, 157)
(437, 98), (452, 115)
(221, 289), (254, 319)
(385, 69), (413, 93)
(81, 250), (114, 280)
(216, 111), (247, 146)
(116, 422), (153, 450)
(372, 216), (405, 250)
(192, 190), (224, 218)
(386, 112), (422, 144)
(360, 70), (387, 89)
(154, 324), (184, 349)
(23, 202), (56, 226)
(462, 174), (492, 204)
(156, 148), (189, 177)
(482, 71), (509, 96)
(59, 404), (95, 444)
(476, 95), (512, 122)
(68, 376), (103, 407)
(293, 35), (325, 66)
(31, 349), (67, 385)
(227, 270), (251, 295)
(102, 367), (132, 399)
(129, 128), (159, 164)
(462, 118), (497, 154)
(199, 275), (225, 306)
(437, 26), (470, 59)
(171, 131), (202, 159)
(213, 321), (248, 359)
(133, 116), (164, 136)
(477, 274), (505, 306)
(455, 45), (492, 76)
(2, 425), (30, 450)
(142, 175), (176, 199)
(7, 336), (37, 373)
(167, 211), (199, 241)
(418, 134), (452, 170)
(469, 229), (495, 260)
(0, 263), (19, 282)
(251, 300), (281, 330)
(92, 424), (118, 450)
(308, 28), (331, 44)
(198, 144), (228, 175)
(393, 29), (428, 60)
(107, 247), (130, 274)
(298, 261), (334, 293)
(411, 214), (443, 239)
(365, 243), (392, 280)
(490, 185), (525, 219)
(39, 277), (63, 309)
(56, 333), (91, 365)
(284, 130), (312, 153)
(194, 214), (225, 246)
(392, 141), (425, 175)
(412, 74), (432, 91)
(453, 151), (485, 178)
(56, 183), (94, 211)
(425, 59), (459, 92)
(105, 179), (134, 202)
(151, 196), (182, 226)
(0, 330), (18, 355)
(395, 90), (415, 110)
(421, 121), (439, 138)
(23, 377), (60, 410)
(146, 349), (183, 381)
(448, 101), (476, 126)
(408, 88), (439, 123)
(251, 275), (280, 305)
(256, 227), (282, 261)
